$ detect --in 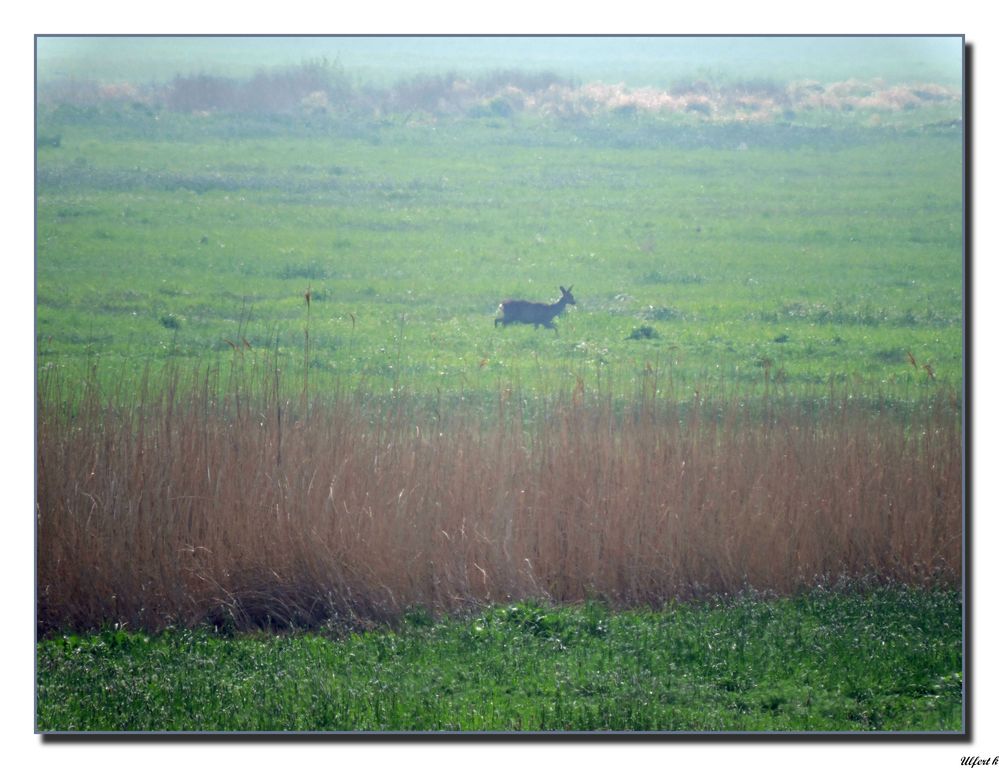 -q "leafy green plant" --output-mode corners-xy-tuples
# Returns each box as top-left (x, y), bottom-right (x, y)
(36, 588), (962, 732)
